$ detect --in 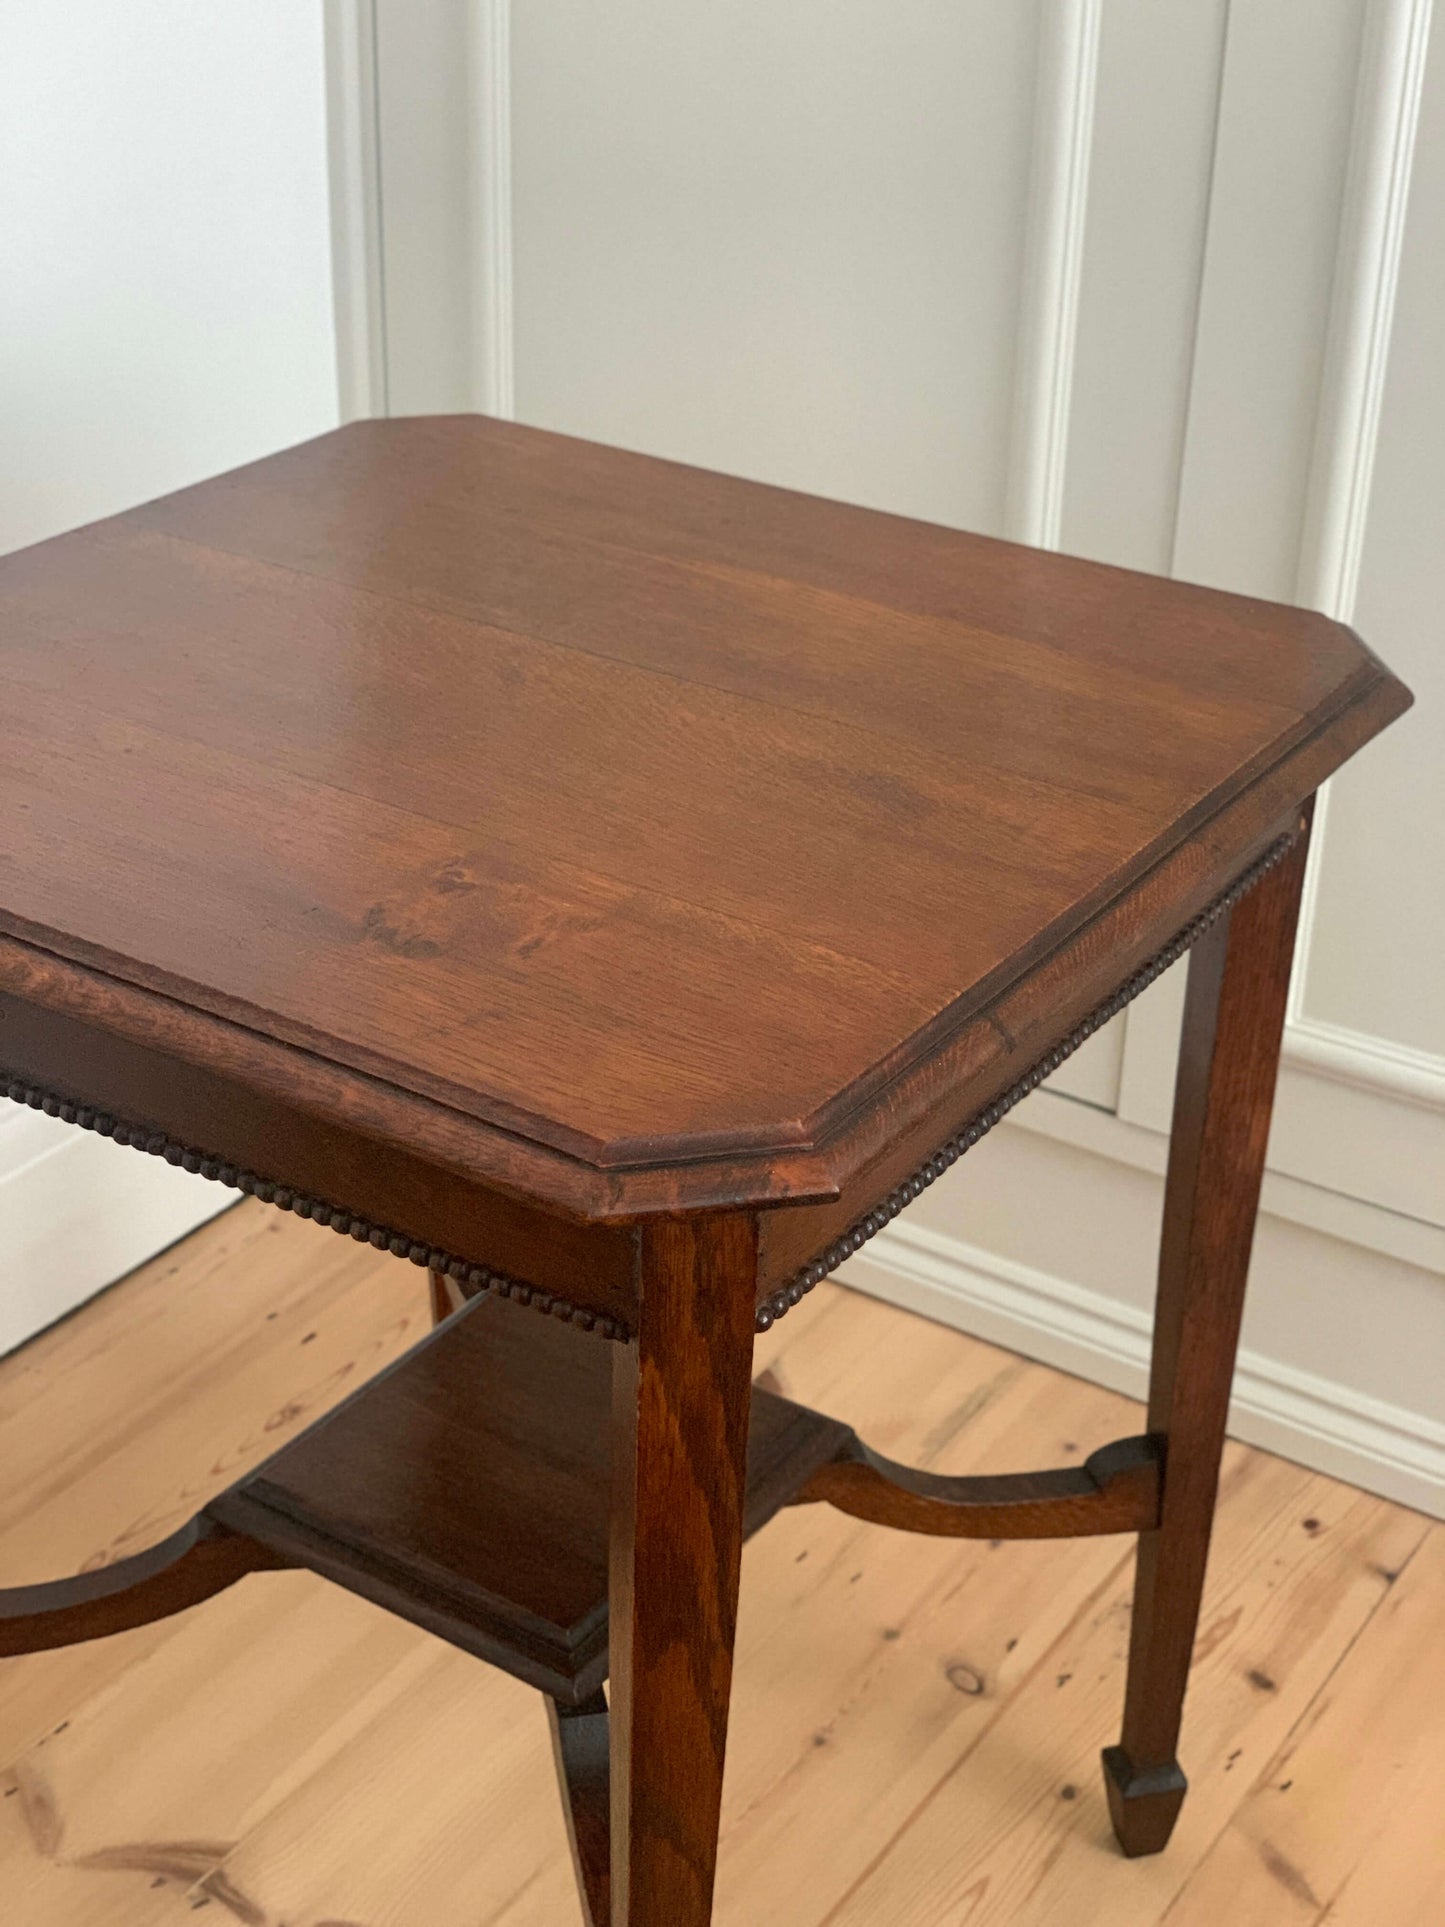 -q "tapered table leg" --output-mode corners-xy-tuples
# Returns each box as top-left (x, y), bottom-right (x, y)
(608, 1213), (758, 1925)
(549, 1690), (613, 1926)
(1104, 816), (1312, 1856)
